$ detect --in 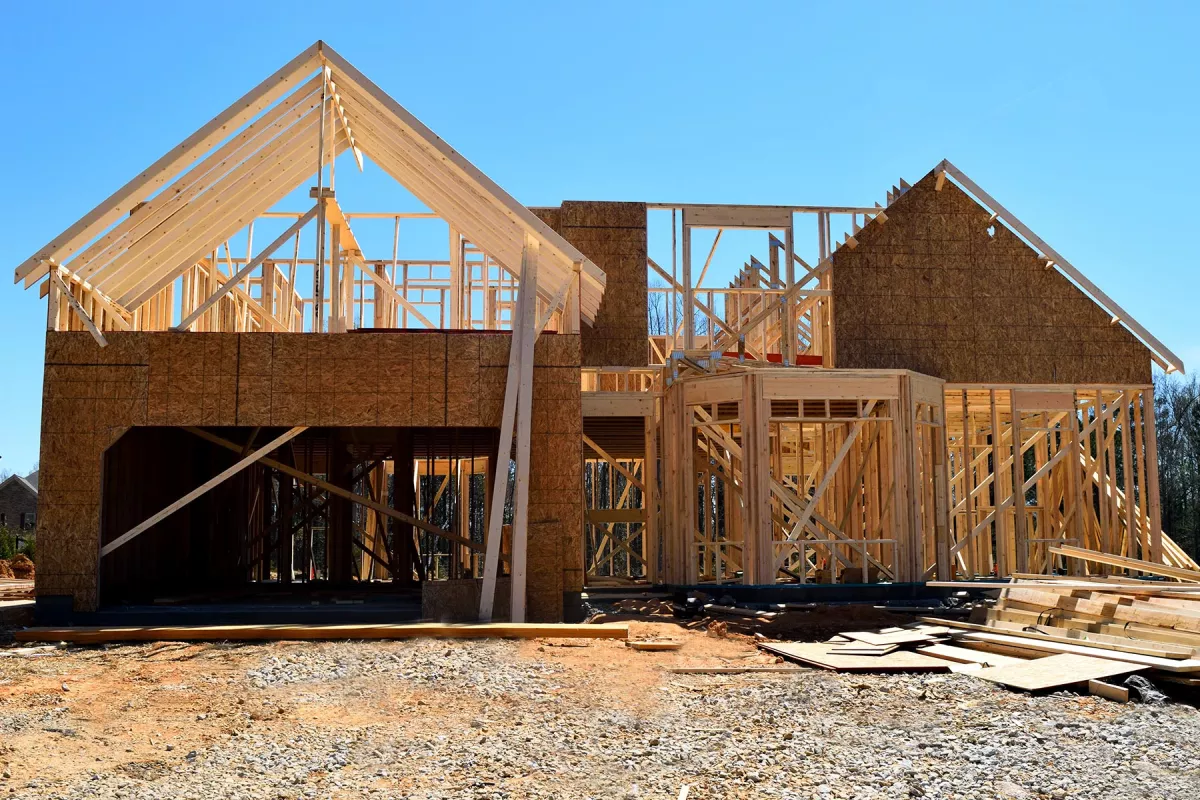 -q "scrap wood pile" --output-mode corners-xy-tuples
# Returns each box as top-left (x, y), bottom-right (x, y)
(757, 546), (1200, 701)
